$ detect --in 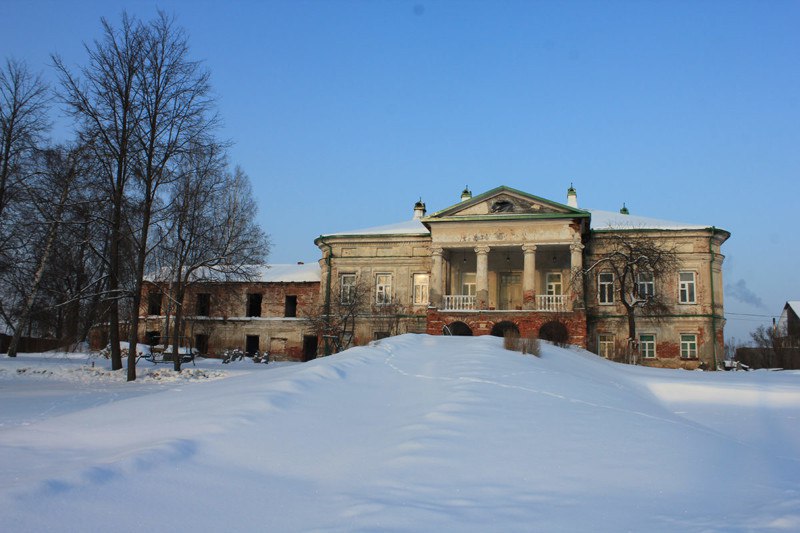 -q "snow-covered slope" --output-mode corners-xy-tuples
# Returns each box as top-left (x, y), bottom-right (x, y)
(1, 335), (799, 531)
